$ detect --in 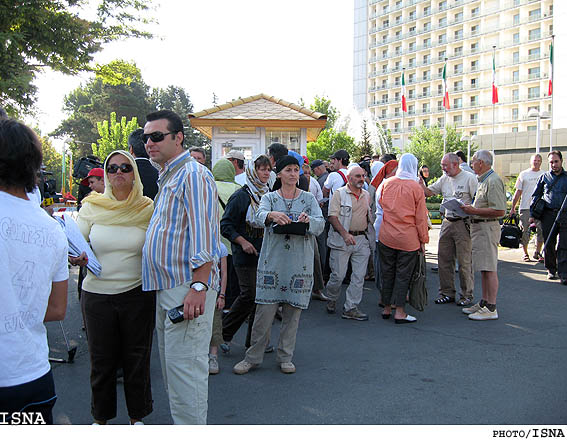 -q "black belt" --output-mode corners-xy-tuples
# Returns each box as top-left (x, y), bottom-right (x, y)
(349, 230), (367, 236)
(445, 217), (464, 222)
(470, 218), (498, 223)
